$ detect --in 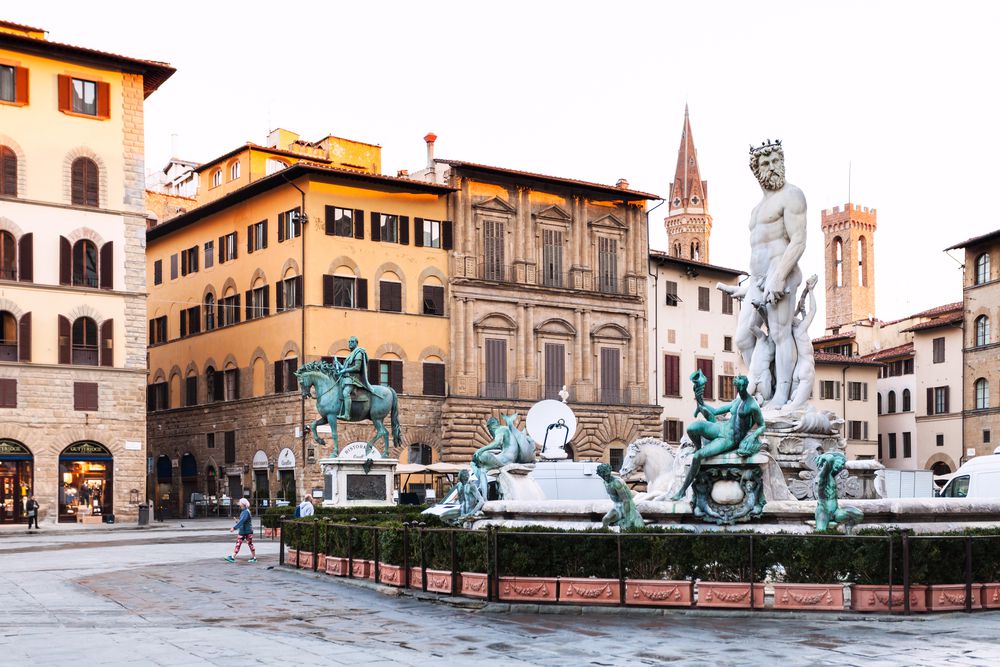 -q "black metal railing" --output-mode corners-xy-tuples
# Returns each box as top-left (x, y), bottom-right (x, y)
(281, 521), (1000, 615)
